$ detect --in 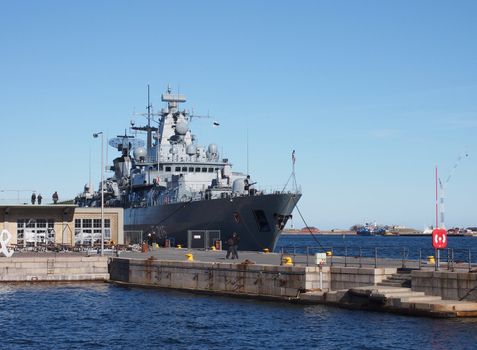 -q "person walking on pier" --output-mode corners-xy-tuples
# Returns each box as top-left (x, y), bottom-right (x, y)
(231, 232), (240, 259)
(52, 191), (59, 204)
(31, 192), (36, 205)
(226, 232), (240, 259)
(226, 235), (234, 259)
